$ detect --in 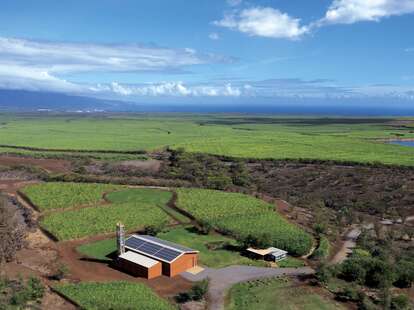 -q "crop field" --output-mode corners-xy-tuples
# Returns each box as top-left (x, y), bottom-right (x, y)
(21, 182), (123, 211)
(55, 281), (175, 310)
(1, 115), (414, 165)
(175, 189), (313, 256)
(226, 278), (344, 310)
(39, 187), (173, 240)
